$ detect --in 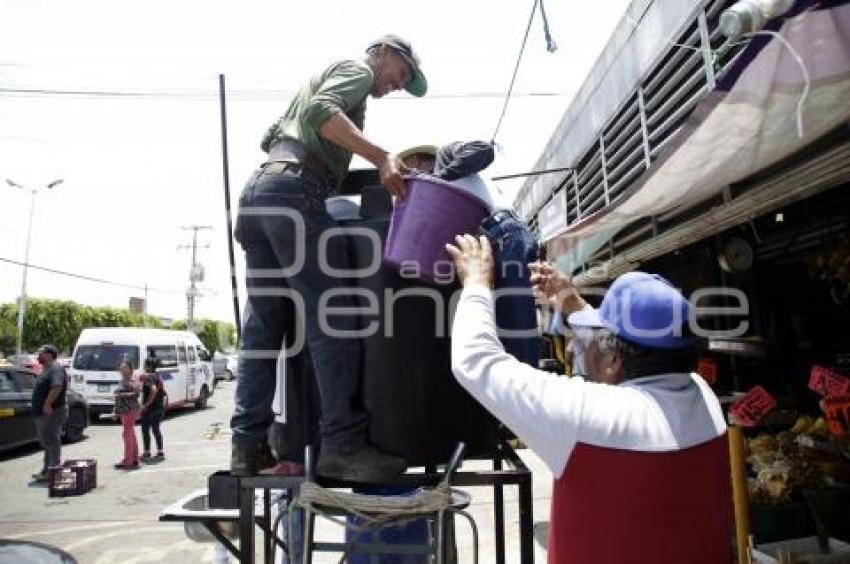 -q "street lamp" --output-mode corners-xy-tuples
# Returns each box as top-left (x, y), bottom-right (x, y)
(5, 178), (64, 366)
